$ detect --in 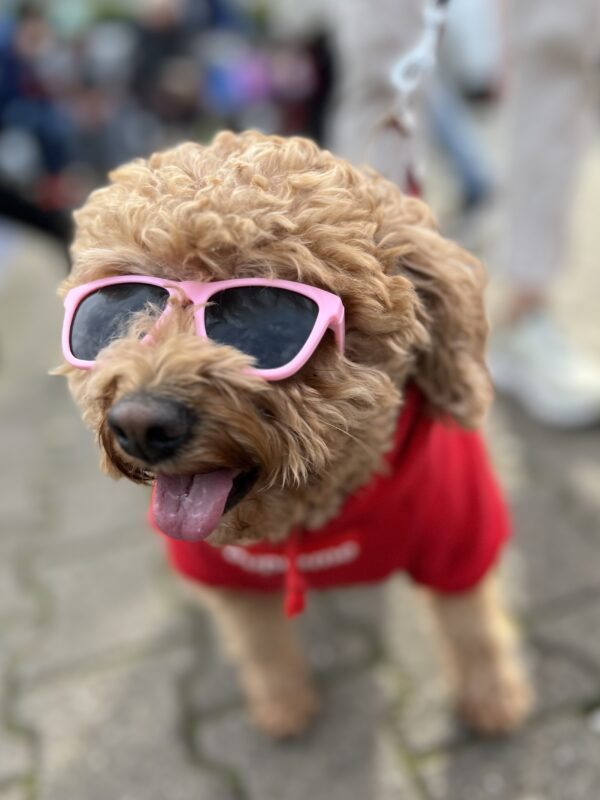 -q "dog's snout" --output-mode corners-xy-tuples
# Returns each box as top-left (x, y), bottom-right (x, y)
(107, 394), (195, 464)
